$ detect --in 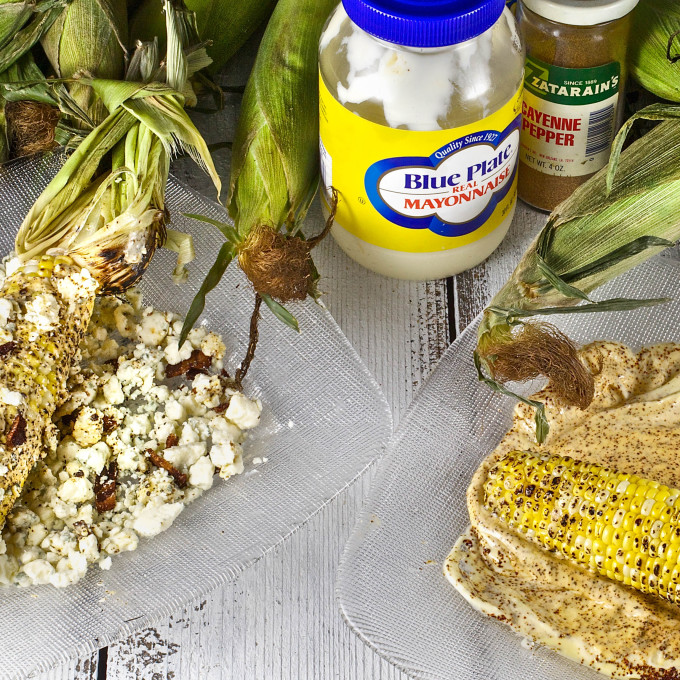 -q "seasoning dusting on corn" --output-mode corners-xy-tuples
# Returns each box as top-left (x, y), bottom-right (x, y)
(485, 450), (680, 604)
